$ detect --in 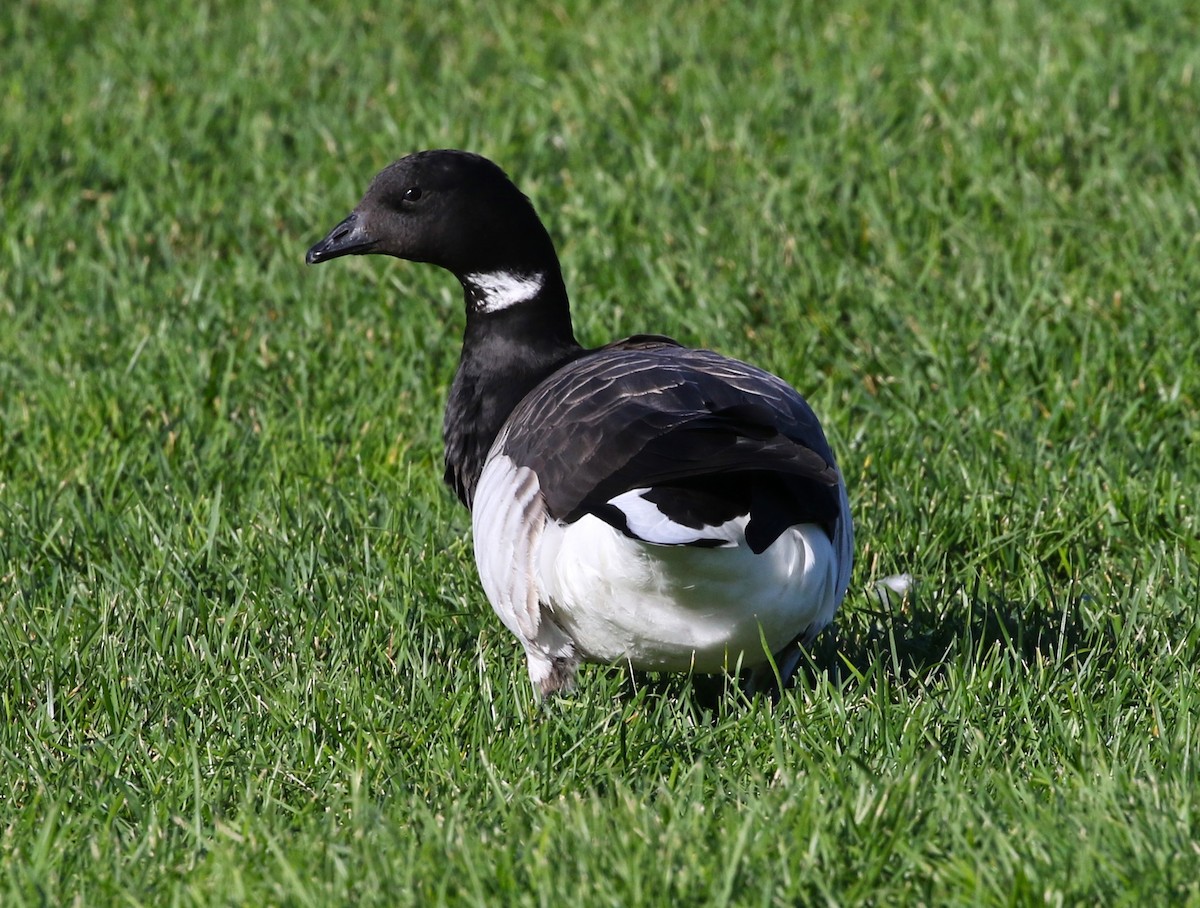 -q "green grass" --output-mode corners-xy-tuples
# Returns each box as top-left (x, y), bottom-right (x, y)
(3, 0), (1199, 903)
